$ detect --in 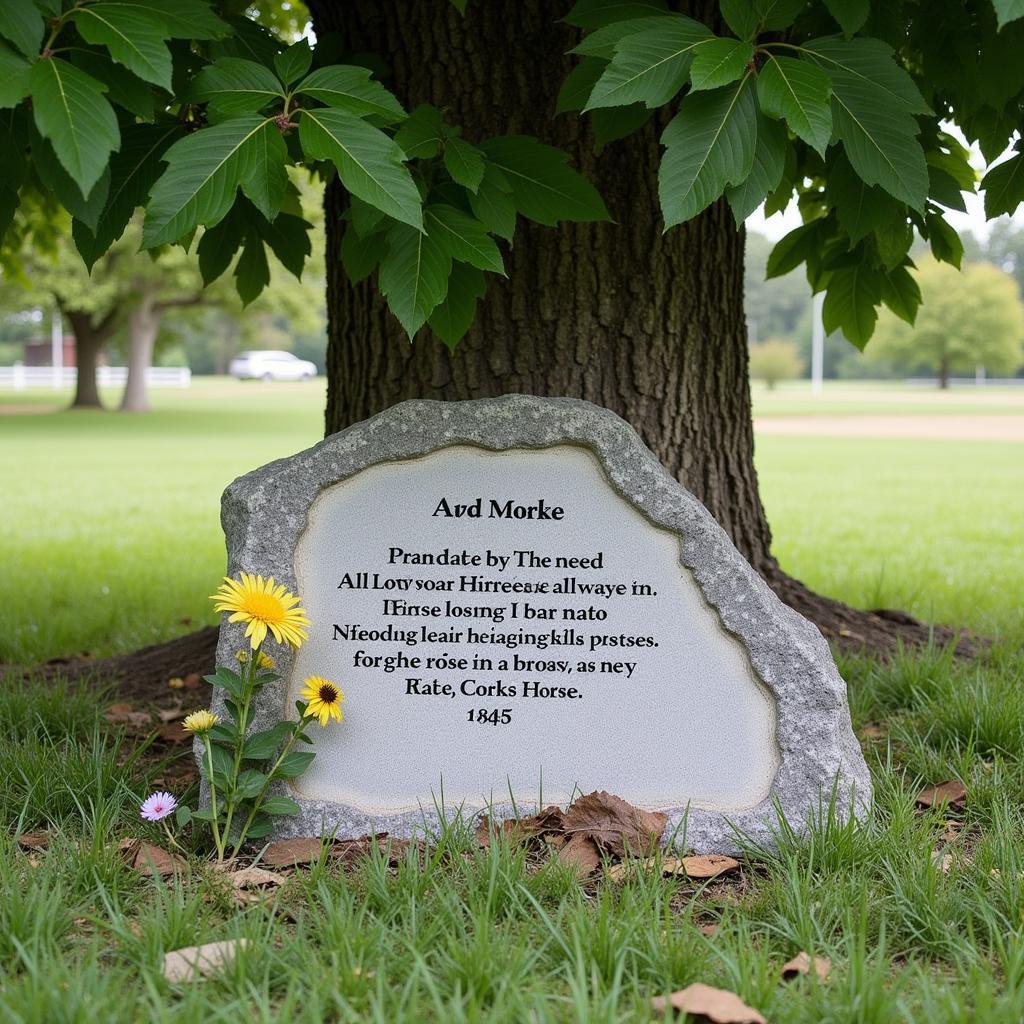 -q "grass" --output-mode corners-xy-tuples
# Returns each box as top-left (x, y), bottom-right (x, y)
(2, 645), (1023, 1021)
